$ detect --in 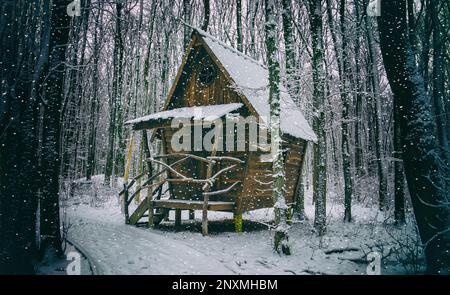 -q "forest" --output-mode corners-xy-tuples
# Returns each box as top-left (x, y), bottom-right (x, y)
(0, 0), (449, 275)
